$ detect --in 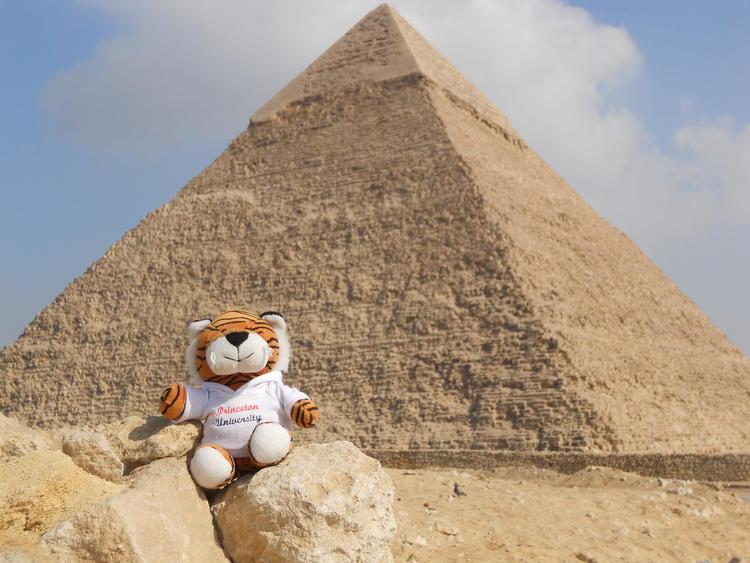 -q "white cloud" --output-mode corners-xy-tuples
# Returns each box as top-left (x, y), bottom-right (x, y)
(674, 118), (750, 224)
(41, 0), (749, 251)
(41, 0), (363, 151)
(678, 96), (695, 114)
